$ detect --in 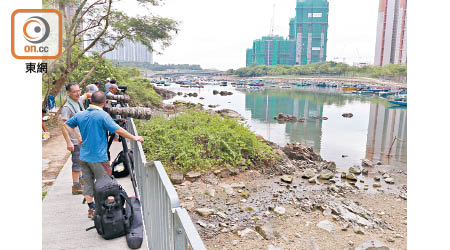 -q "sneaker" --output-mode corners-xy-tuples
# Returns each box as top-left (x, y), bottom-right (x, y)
(72, 185), (83, 195)
(88, 208), (95, 219)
